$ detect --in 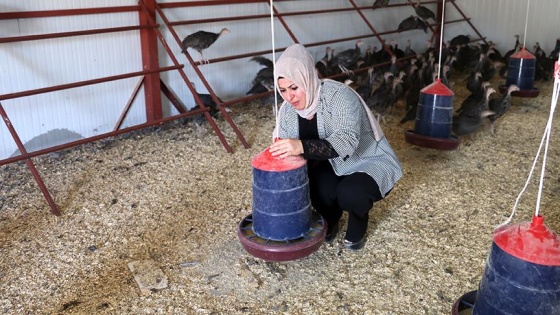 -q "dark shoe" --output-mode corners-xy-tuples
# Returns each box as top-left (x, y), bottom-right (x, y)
(343, 236), (366, 251)
(324, 222), (340, 243)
